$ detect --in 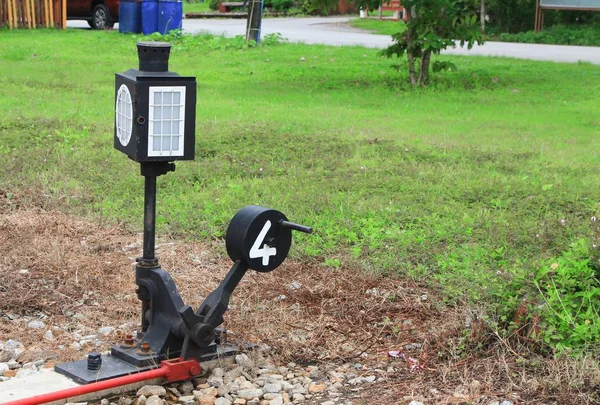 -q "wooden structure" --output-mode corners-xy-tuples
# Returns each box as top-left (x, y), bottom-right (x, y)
(218, 1), (244, 13)
(362, 0), (407, 21)
(380, 0), (406, 21)
(0, 0), (66, 29)
(535, 0), (600, 31)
